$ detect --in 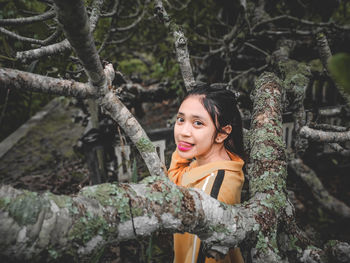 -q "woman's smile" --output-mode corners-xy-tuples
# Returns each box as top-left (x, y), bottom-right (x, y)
(177, 141), (194, 151)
